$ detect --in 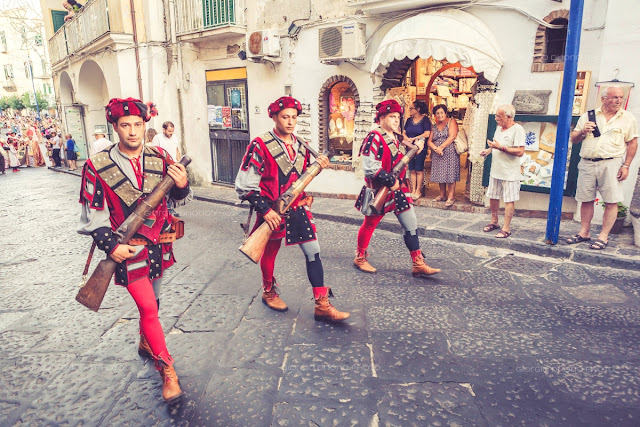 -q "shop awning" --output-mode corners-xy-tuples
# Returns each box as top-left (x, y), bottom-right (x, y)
(370, 9), (504, 82)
